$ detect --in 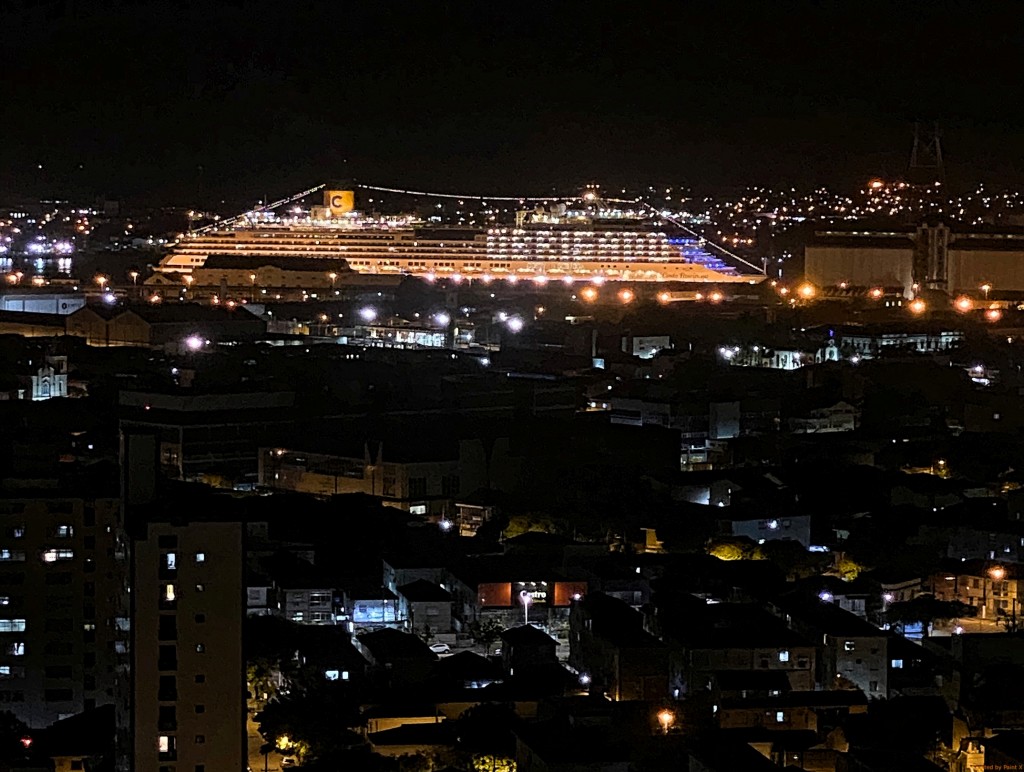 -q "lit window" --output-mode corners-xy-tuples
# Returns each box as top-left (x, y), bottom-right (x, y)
(775, 711), (785, 723)
(195, 644), (205, 653)
(165, 553), (177, 570)
(342, 671), (349, 681)
(195, 584), (205, 592)
(891, 659), (904, 669)
(0, 620), (26, 633)
(844, 640), (856, 652)
(158, 736), (171, 753)
(56, 525), (73, 538)
(7, 643), (24, 656)
(0, 551), (25, 562)
(11, 528), (24, 539)
(195, 552), (205, 564)
(42, 549), (74, 563)
(0, 598), (9, 607)
(778, 650), (790, 662)
(0, 667), (8, 676)
(325, 670), (339, 681)
(164, 585), (176, 602)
